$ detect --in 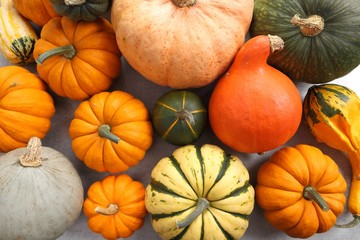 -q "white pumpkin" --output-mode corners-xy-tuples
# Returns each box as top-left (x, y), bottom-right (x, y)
(0, 137), (84, 240)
